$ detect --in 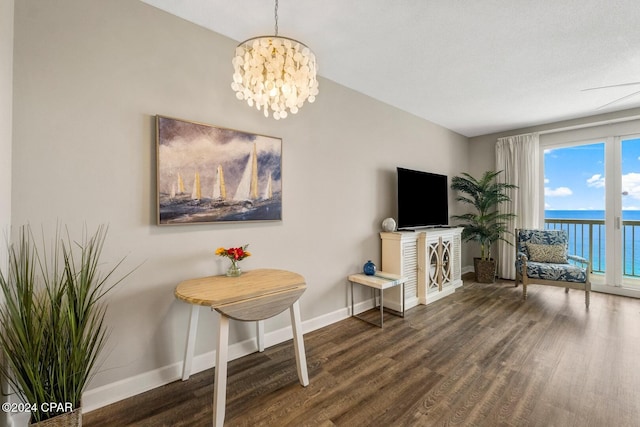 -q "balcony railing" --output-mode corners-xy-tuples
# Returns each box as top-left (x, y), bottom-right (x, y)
(544, 218), (640, 278)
